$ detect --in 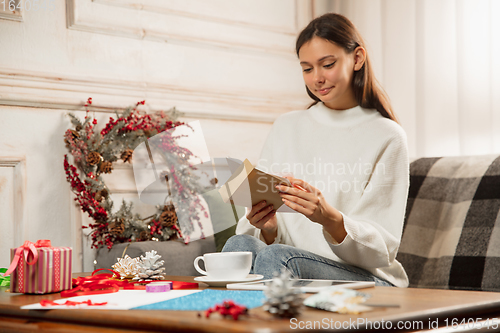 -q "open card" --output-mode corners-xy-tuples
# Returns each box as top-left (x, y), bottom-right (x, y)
(218, 159), (296, 212)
